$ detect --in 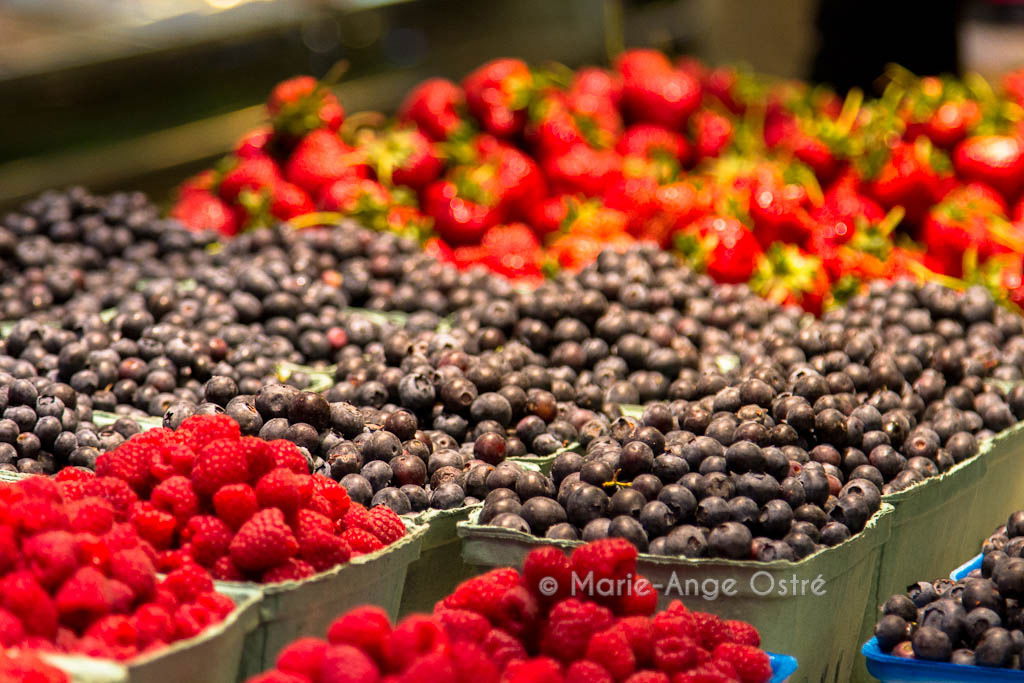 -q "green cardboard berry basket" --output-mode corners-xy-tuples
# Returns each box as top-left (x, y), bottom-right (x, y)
(398, 505), (484, 616)
(41, 584), (262, 683)
(967, 421), (1024, 545)
(458, 503), (893, 683)
(226, 520), (426, 680)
